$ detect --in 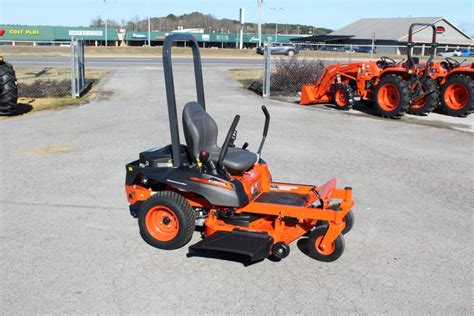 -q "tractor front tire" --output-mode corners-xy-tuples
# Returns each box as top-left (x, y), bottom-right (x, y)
(0, 62), (18, 115)
(374, 75), (410, 119)
(332, 83), (354, 111)
(439, 74), (473, 117)
(138, 191), (196, 250)
(407, 78), (439, 116)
